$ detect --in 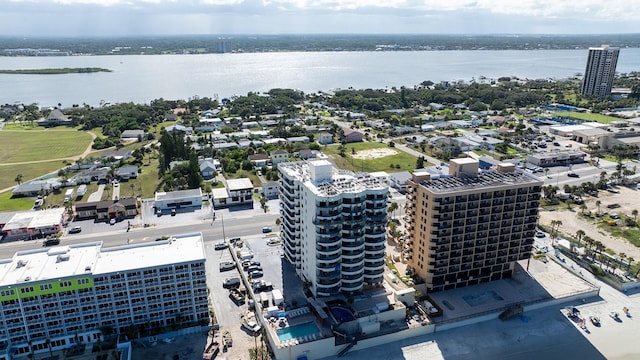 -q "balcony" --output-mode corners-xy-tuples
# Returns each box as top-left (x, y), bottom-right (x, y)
(317, 245), (341, 257)
(341, 282), (363, 293)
